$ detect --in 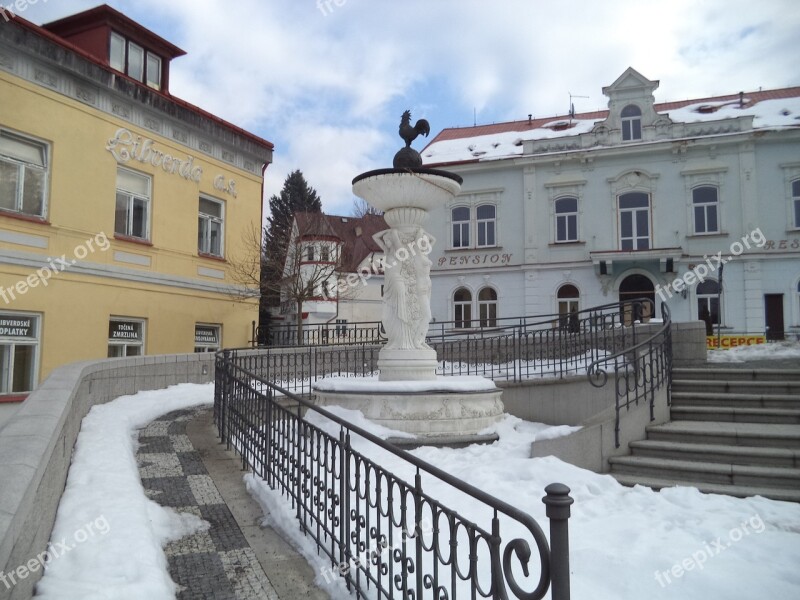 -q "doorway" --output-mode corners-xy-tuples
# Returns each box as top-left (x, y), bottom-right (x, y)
(764, 294), (785, 340)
